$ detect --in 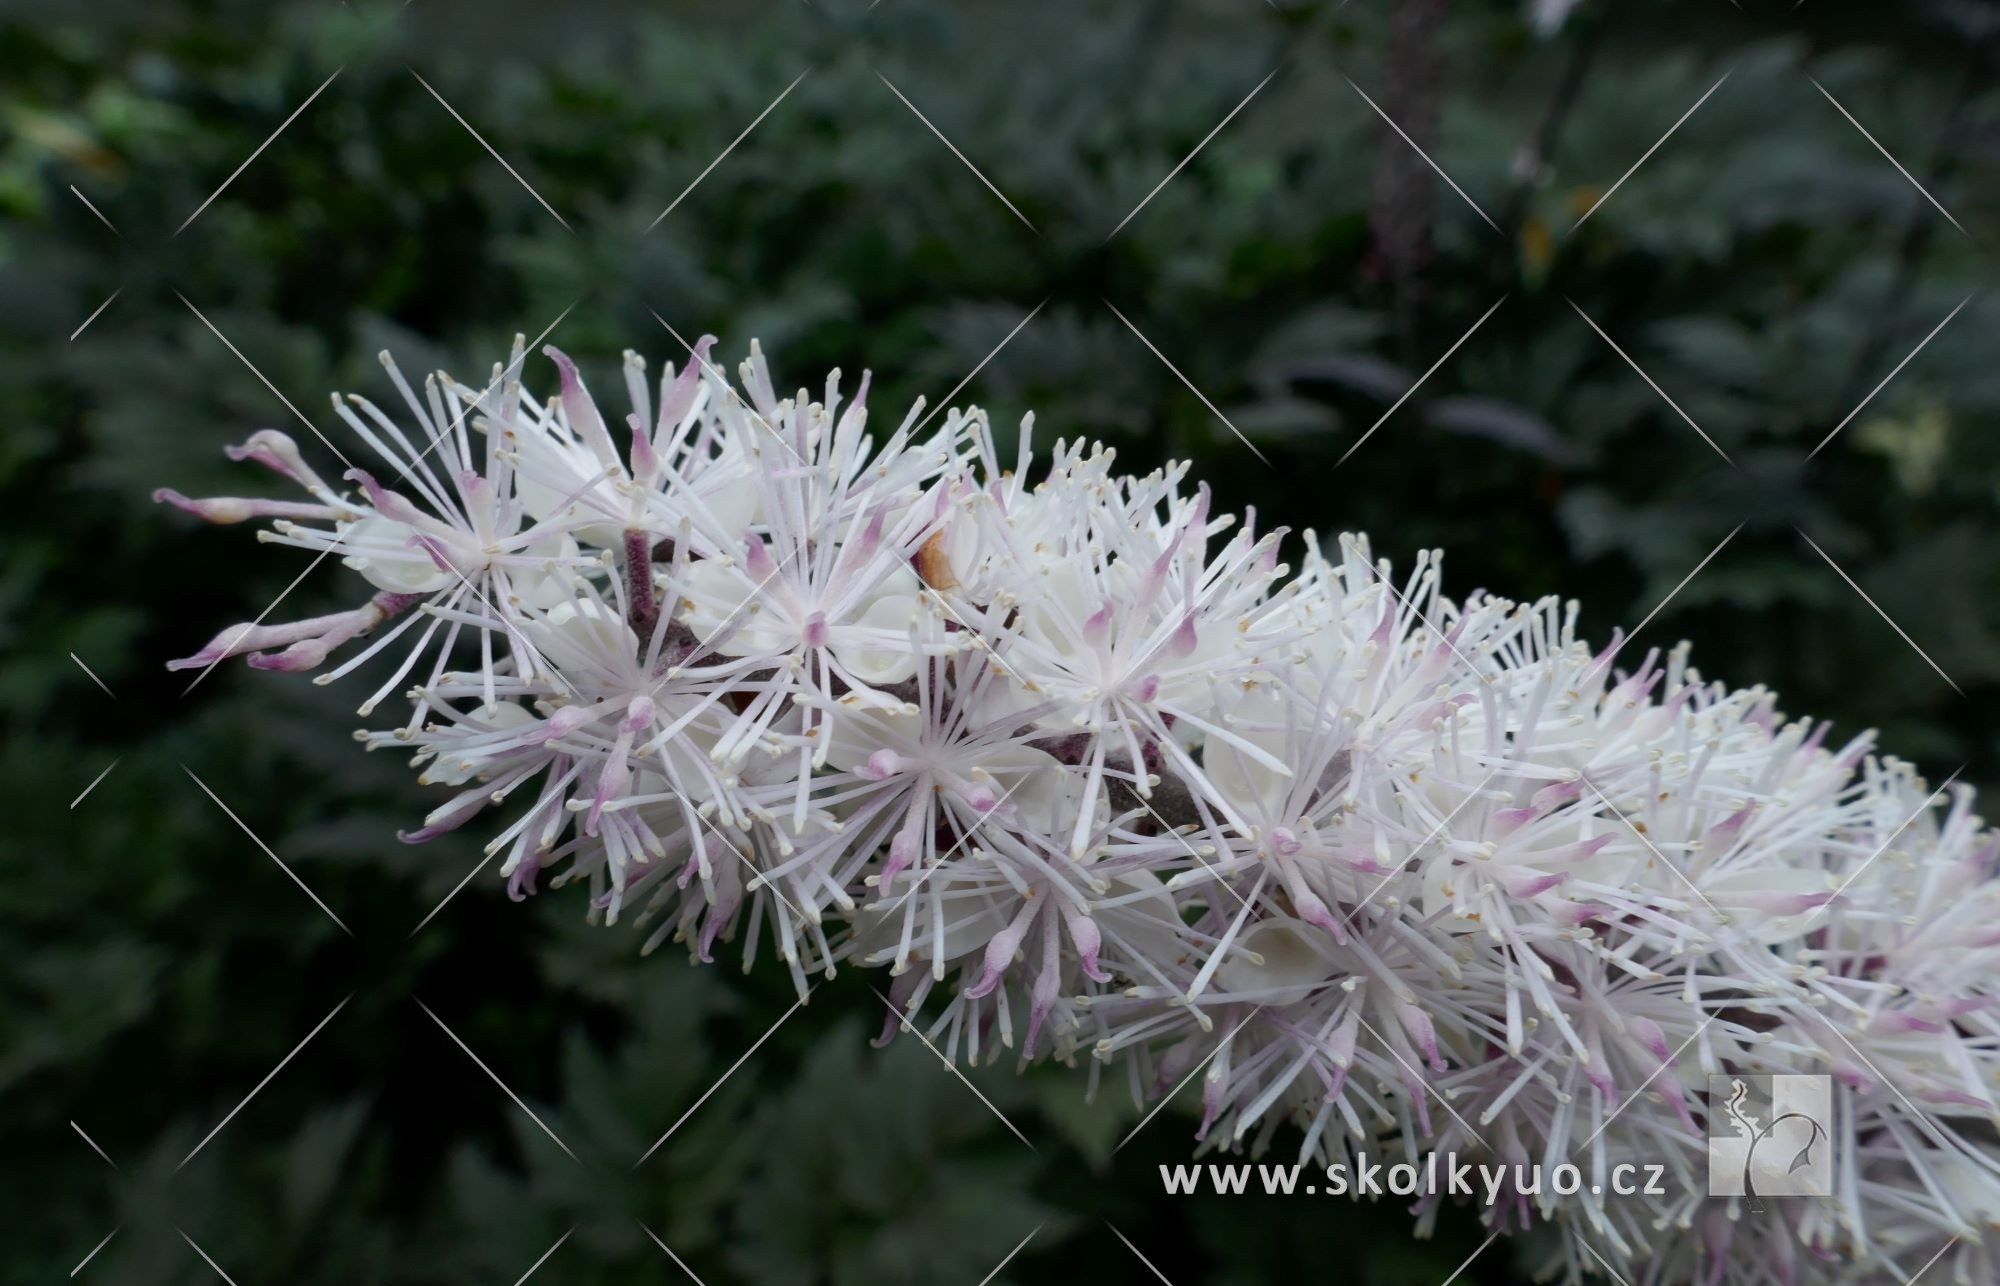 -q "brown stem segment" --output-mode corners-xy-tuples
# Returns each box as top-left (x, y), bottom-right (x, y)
(622, 528), (659, 645)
